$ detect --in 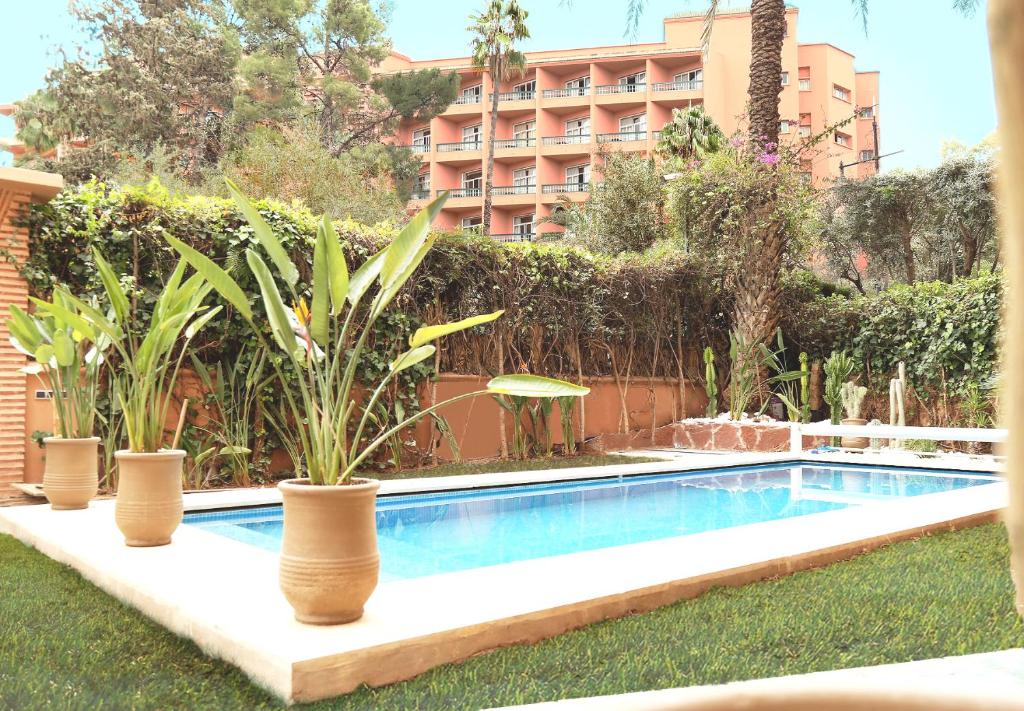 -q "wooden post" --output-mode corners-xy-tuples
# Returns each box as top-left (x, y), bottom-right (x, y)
(989, 0), (1024, 618)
